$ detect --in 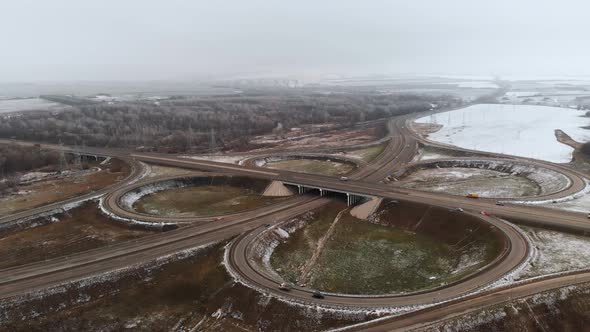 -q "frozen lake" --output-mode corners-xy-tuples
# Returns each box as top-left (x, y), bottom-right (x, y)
(415, 104), (590, 163)
(0, 98), (66, 114)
